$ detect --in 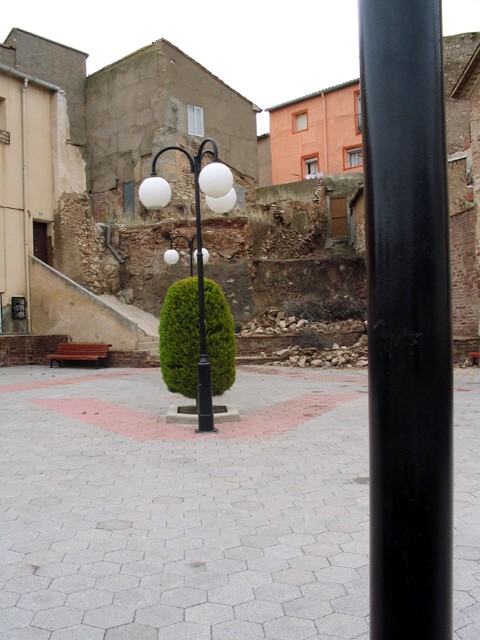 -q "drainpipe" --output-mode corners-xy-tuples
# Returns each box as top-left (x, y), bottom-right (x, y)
(322, 92), (329, 173)
(21, 78), (32, 332)
(97, 224), (125, 264)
